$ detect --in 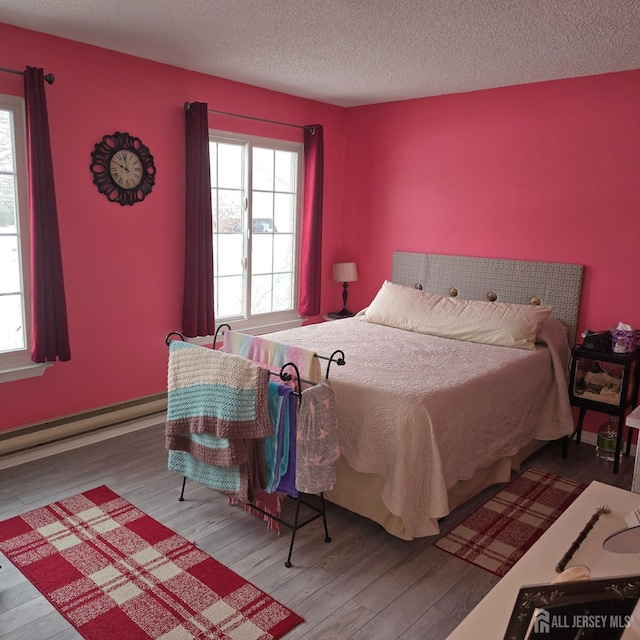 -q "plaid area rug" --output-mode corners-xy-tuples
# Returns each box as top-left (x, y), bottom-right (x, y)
(0, 485), (303, 639)
(434, 467), (586, 577)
